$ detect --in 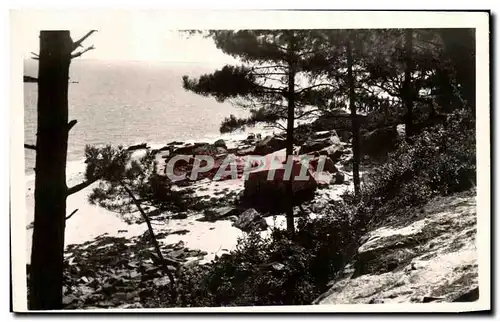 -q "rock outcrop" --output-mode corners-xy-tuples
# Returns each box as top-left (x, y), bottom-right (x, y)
(127, 143), (148, 151)
(235, 145), (255, 156)
(61, 234), (208, 309)
(254, 135), (287, 156)
(232, 208), (268, 232)
(242, 157), (317, 212)
(299, 131), (343, 159)
(213, 139), (227, 149)
(202, 206), (240, 222)
(314, 190), (478, 305)
(299, 132), (341, 155)
(173, 142), (226, 156)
